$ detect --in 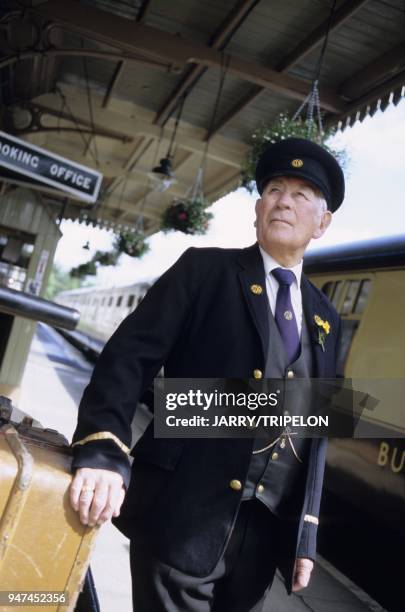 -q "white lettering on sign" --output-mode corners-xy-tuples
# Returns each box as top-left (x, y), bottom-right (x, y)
(0, 141), (40, 169)
(49, 162), (91, 189)
(0, 130), (102, 203)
